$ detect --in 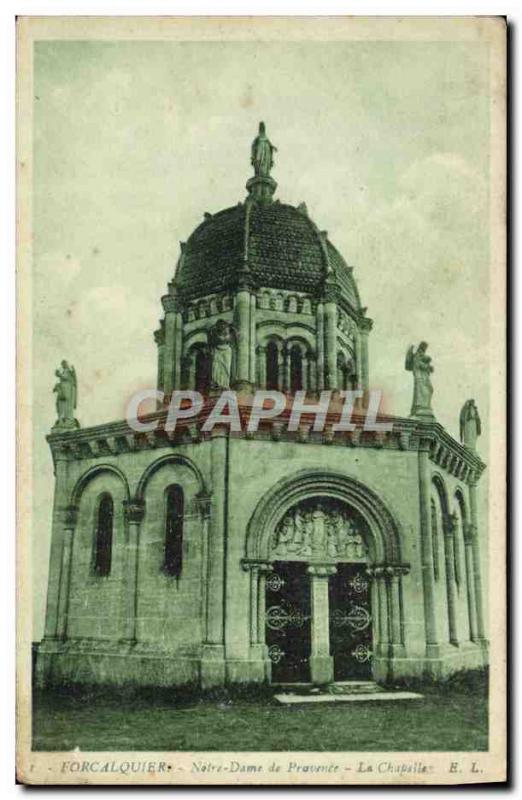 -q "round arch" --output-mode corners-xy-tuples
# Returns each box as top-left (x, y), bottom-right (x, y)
(135, 453), (208, 501)
(431, 472), (450, 517)
(71, 464), (131, 507)
(454, 486), (469, 522)
(246, 469), (402, 564)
